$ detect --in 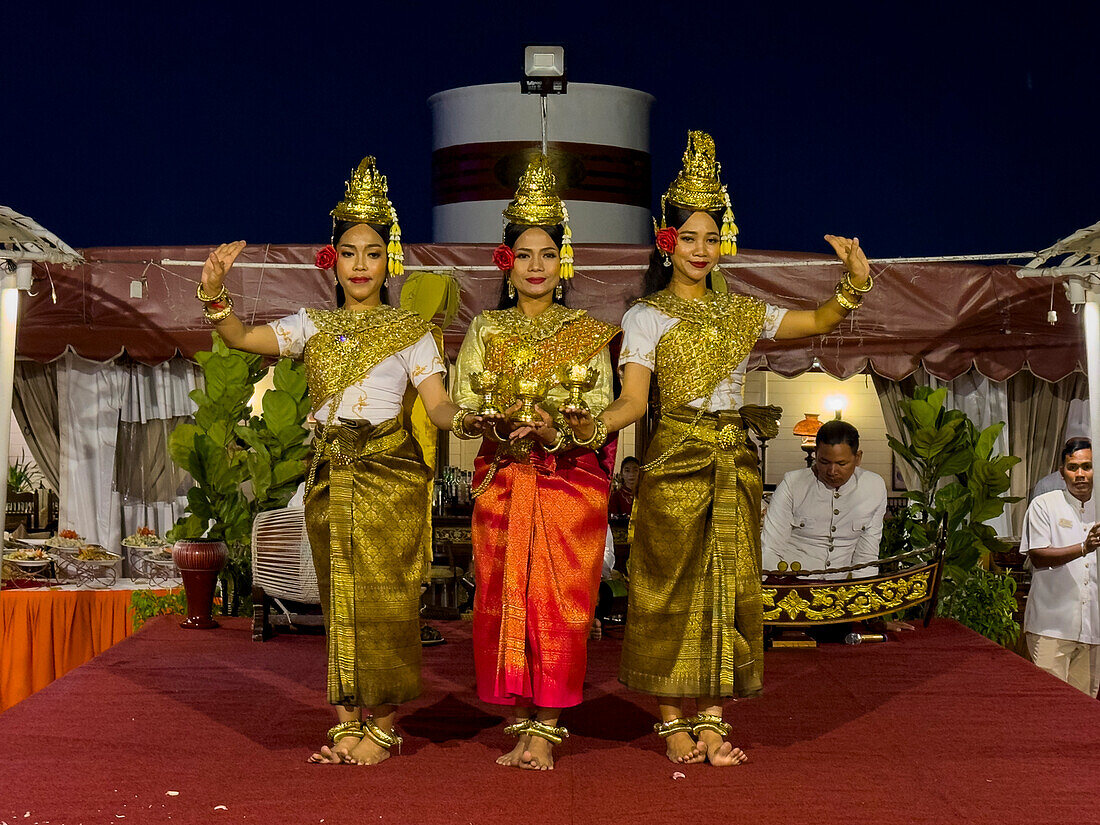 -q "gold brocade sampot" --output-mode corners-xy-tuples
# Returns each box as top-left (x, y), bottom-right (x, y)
(557, 363), (598, 413)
